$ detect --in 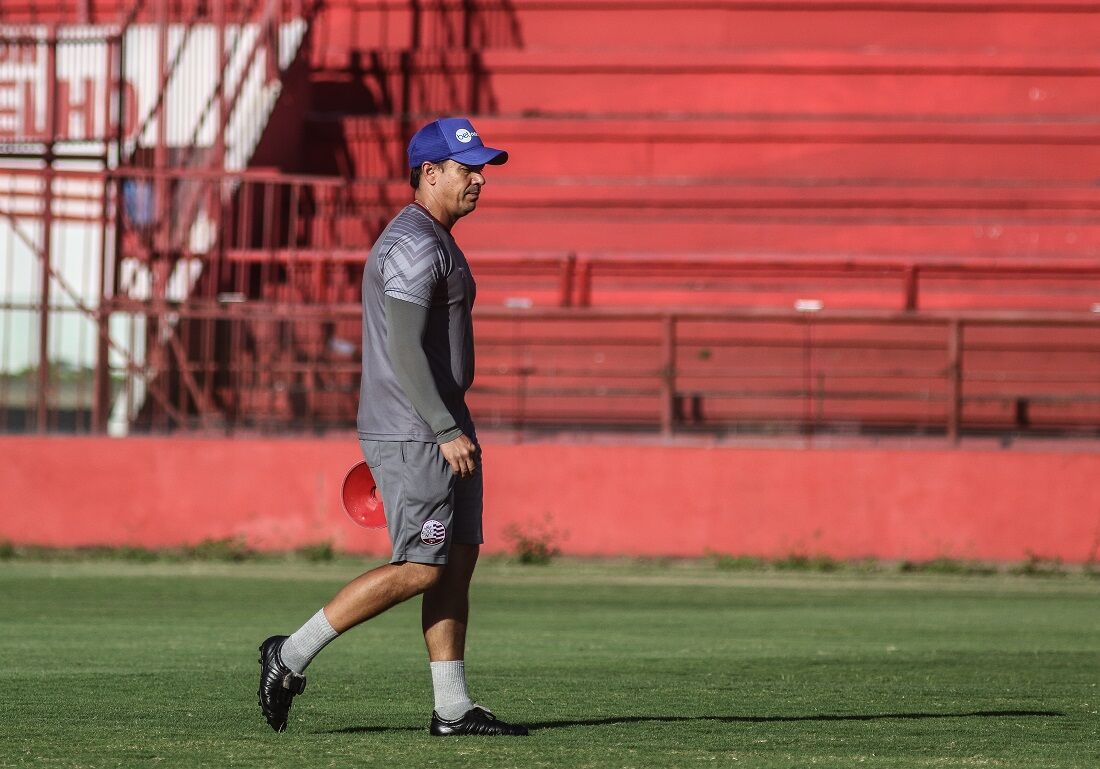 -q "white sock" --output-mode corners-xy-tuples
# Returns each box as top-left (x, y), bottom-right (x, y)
(431, 660), (473, 720)
(280, 608), (338, 674)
